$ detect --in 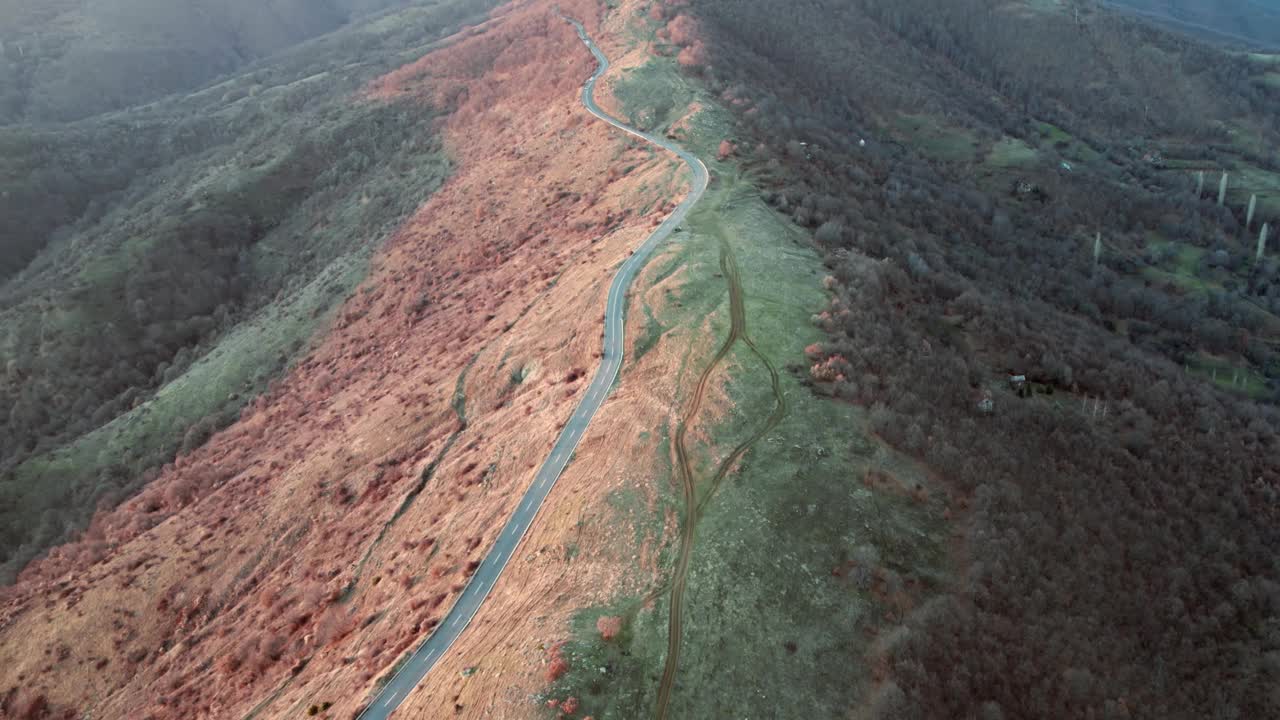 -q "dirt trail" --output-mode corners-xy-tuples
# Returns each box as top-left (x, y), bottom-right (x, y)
(339, 275), (565, 603)
(339, 359), (473, 602)
(653, 203), (788, 720)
